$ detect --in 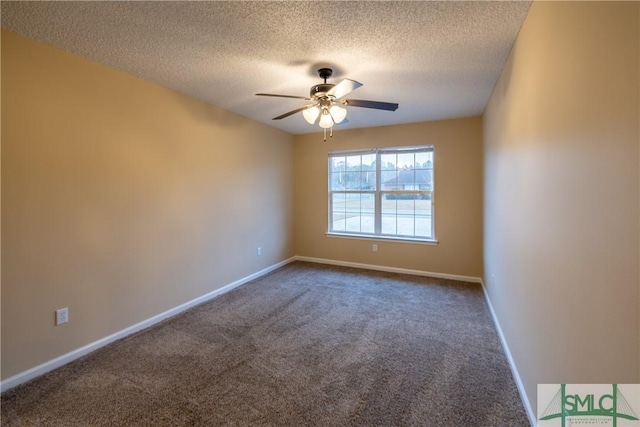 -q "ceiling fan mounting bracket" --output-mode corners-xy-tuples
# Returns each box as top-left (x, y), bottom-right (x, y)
(317, 68), (333, 82)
